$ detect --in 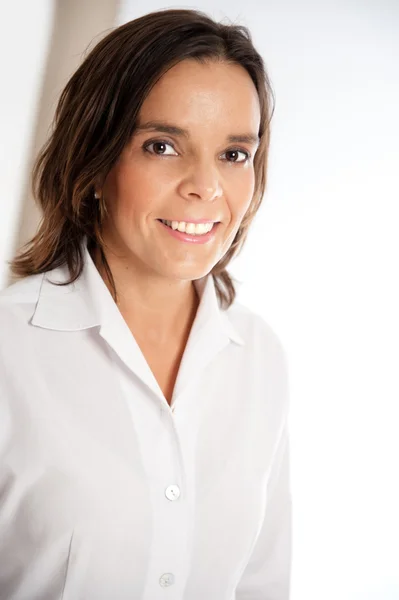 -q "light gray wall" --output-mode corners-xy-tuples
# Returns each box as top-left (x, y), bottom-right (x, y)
(0, 0), (54, 288)
(1, 0), (120, 287)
